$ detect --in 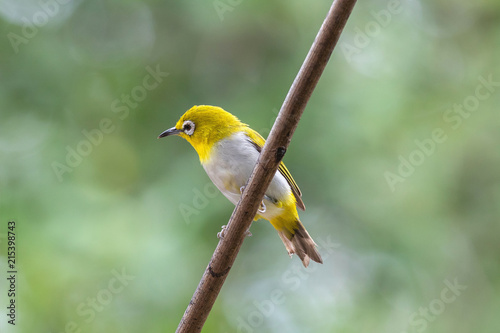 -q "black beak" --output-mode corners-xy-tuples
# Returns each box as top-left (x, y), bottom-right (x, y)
(158, 127), (182, 138)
